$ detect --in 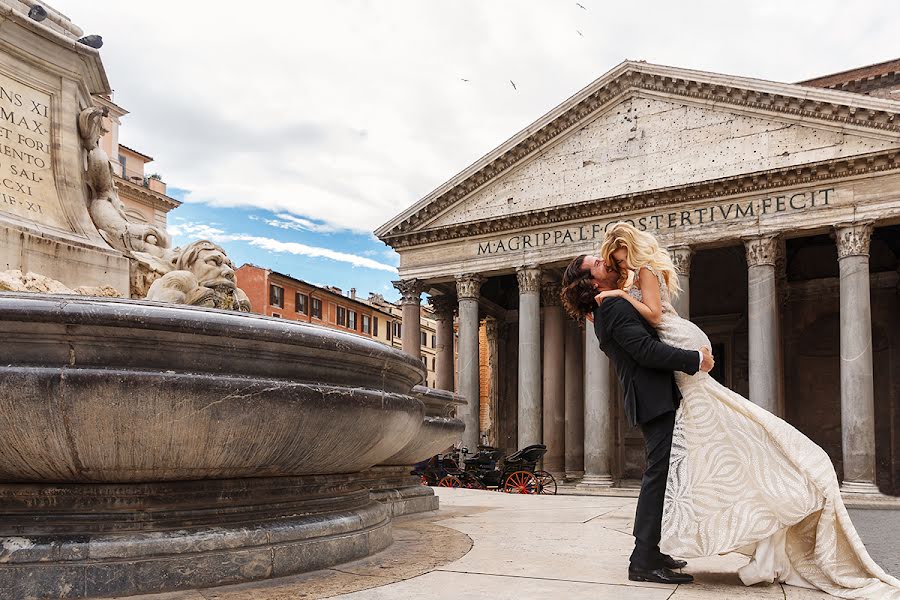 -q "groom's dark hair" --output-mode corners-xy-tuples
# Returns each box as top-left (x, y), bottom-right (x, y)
(561, 255), (597, 327)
